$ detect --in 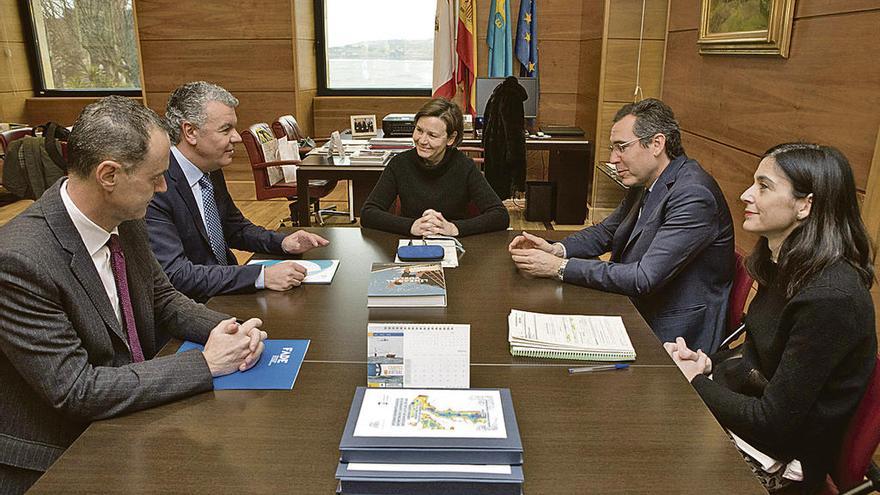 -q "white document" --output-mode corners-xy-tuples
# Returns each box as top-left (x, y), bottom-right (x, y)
(508, 310), (634, 353)
(368, 323), (469, 388)
(395, 239), (459, 268)
(347, 463), (512, 475)
(246, 259), (339, 284)
(354, 389), (506, 439)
